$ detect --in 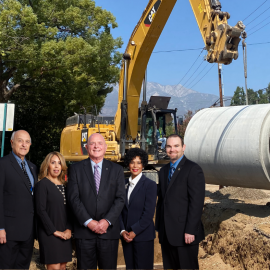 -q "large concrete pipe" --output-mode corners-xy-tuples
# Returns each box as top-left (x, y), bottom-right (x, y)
(184, 104), (270, 190)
